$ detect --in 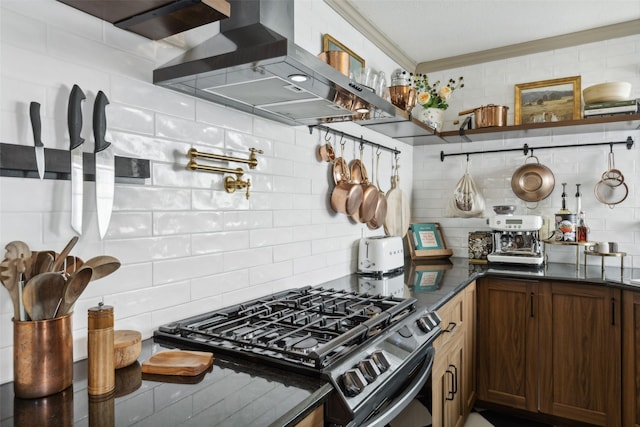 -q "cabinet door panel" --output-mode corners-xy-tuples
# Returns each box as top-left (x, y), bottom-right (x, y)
(477, 278), (537, 411)
(623, 290), (640, 427)
(539, 283), (620, 426)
